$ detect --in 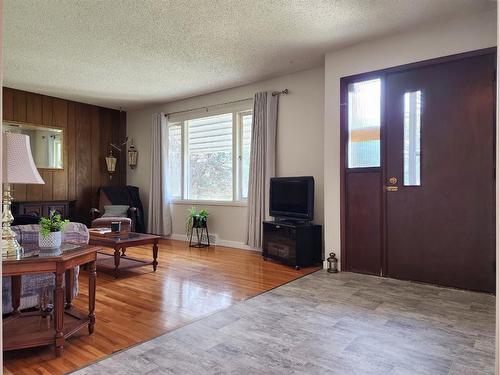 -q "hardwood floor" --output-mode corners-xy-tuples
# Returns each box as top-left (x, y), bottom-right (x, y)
(3, 239), (319, 374)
